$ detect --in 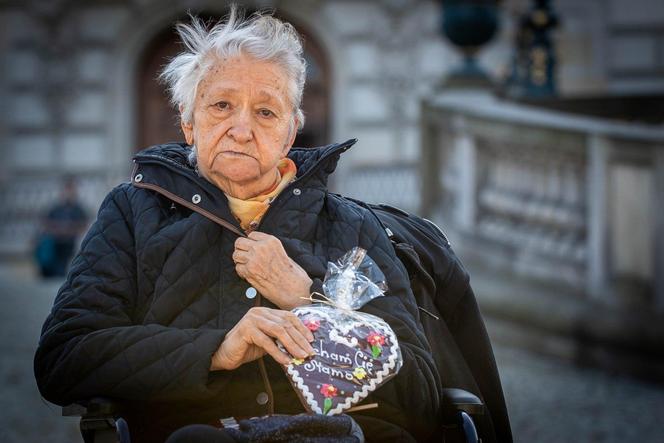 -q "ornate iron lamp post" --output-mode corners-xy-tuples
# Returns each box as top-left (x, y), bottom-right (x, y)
(505, 0), (559, 97)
